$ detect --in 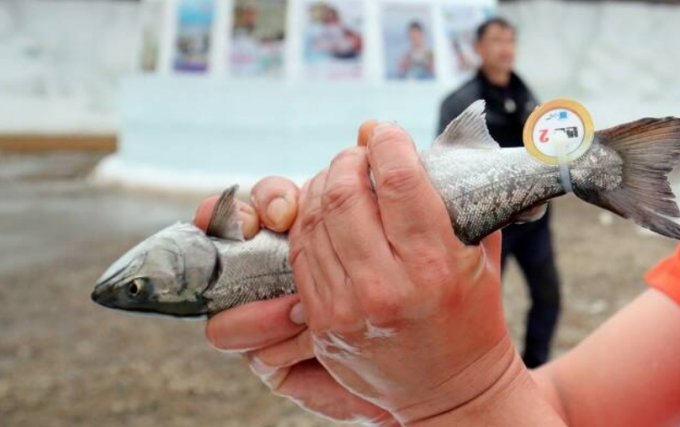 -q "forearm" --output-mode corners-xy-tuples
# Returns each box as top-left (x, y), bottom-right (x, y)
(530, 289), (680, 427)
